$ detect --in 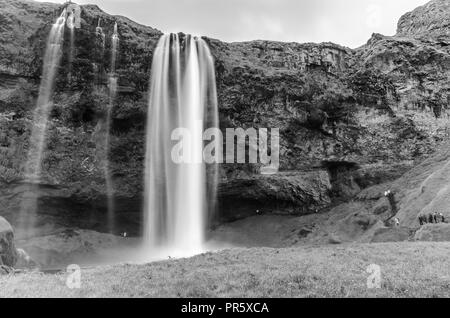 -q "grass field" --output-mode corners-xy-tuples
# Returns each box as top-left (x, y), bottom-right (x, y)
(1, 242), (449, 298)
